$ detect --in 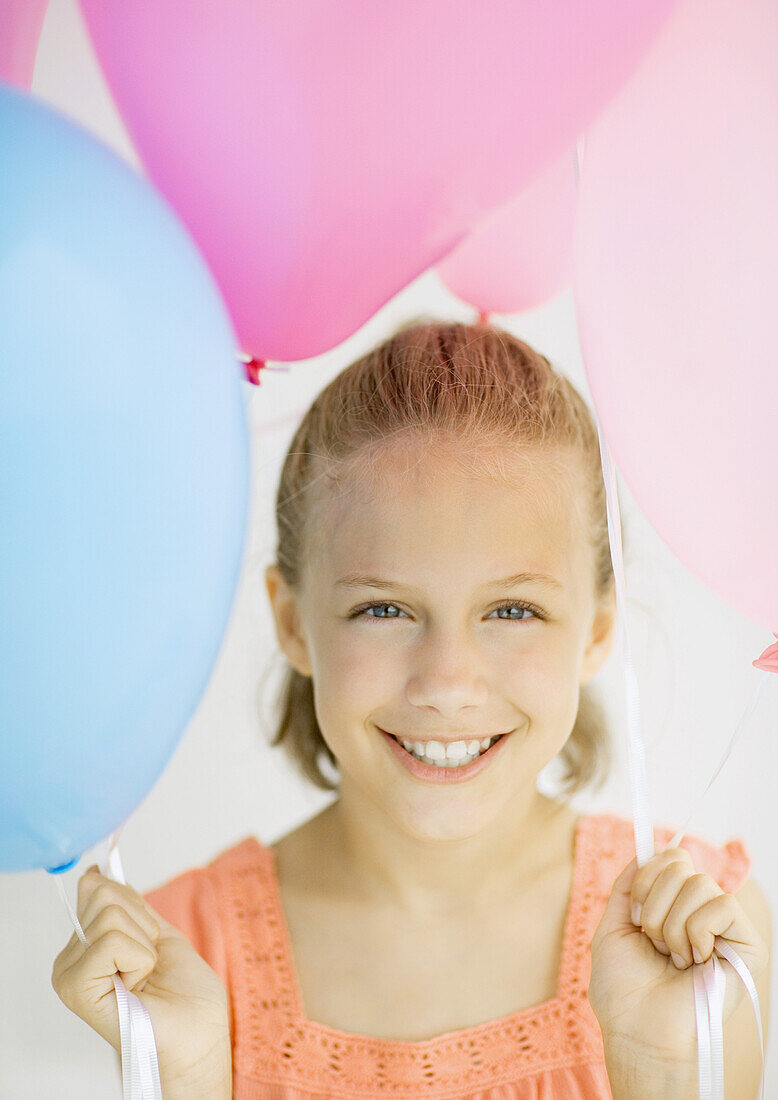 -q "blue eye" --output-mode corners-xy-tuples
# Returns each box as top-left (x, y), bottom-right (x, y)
(352, 602), (405, 620)
(491, 600), (542, 622)
(349, 600), (543, 622)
